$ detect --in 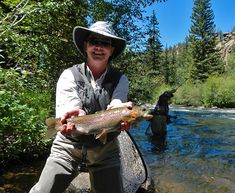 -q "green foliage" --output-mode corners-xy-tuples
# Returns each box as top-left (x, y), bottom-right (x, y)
(129, 75), (155, 103)
(160, 40), (193, 87)
(172, 74), (235, 108)
(106, 0), (147, 50)
(189, 0), (223, 81)
(87, 0), (113, 21)
(145, 11), (163, 73)
(0, 68), (52, 165)
(118, 51), (156, 103)
(162, 47), (173, 84)
(151, 82), (174, 103)
(202, 75), (235, 107)
(0, 0), (88, 83)
(173, 81), (203, 107)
